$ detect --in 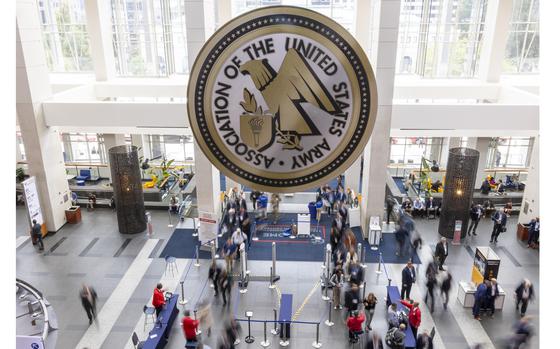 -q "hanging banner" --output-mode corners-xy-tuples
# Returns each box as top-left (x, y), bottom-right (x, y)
(198, 211), (219, 243)
(22, 177), (46, 236)
(187, 6), (377, 192)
